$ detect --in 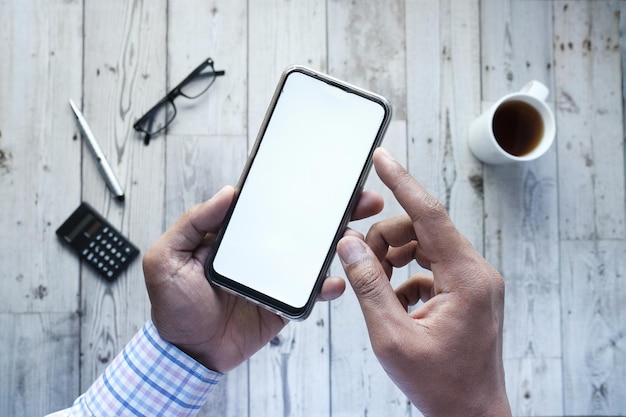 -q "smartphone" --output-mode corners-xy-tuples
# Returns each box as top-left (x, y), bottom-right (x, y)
(206, 65), (391, 320)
